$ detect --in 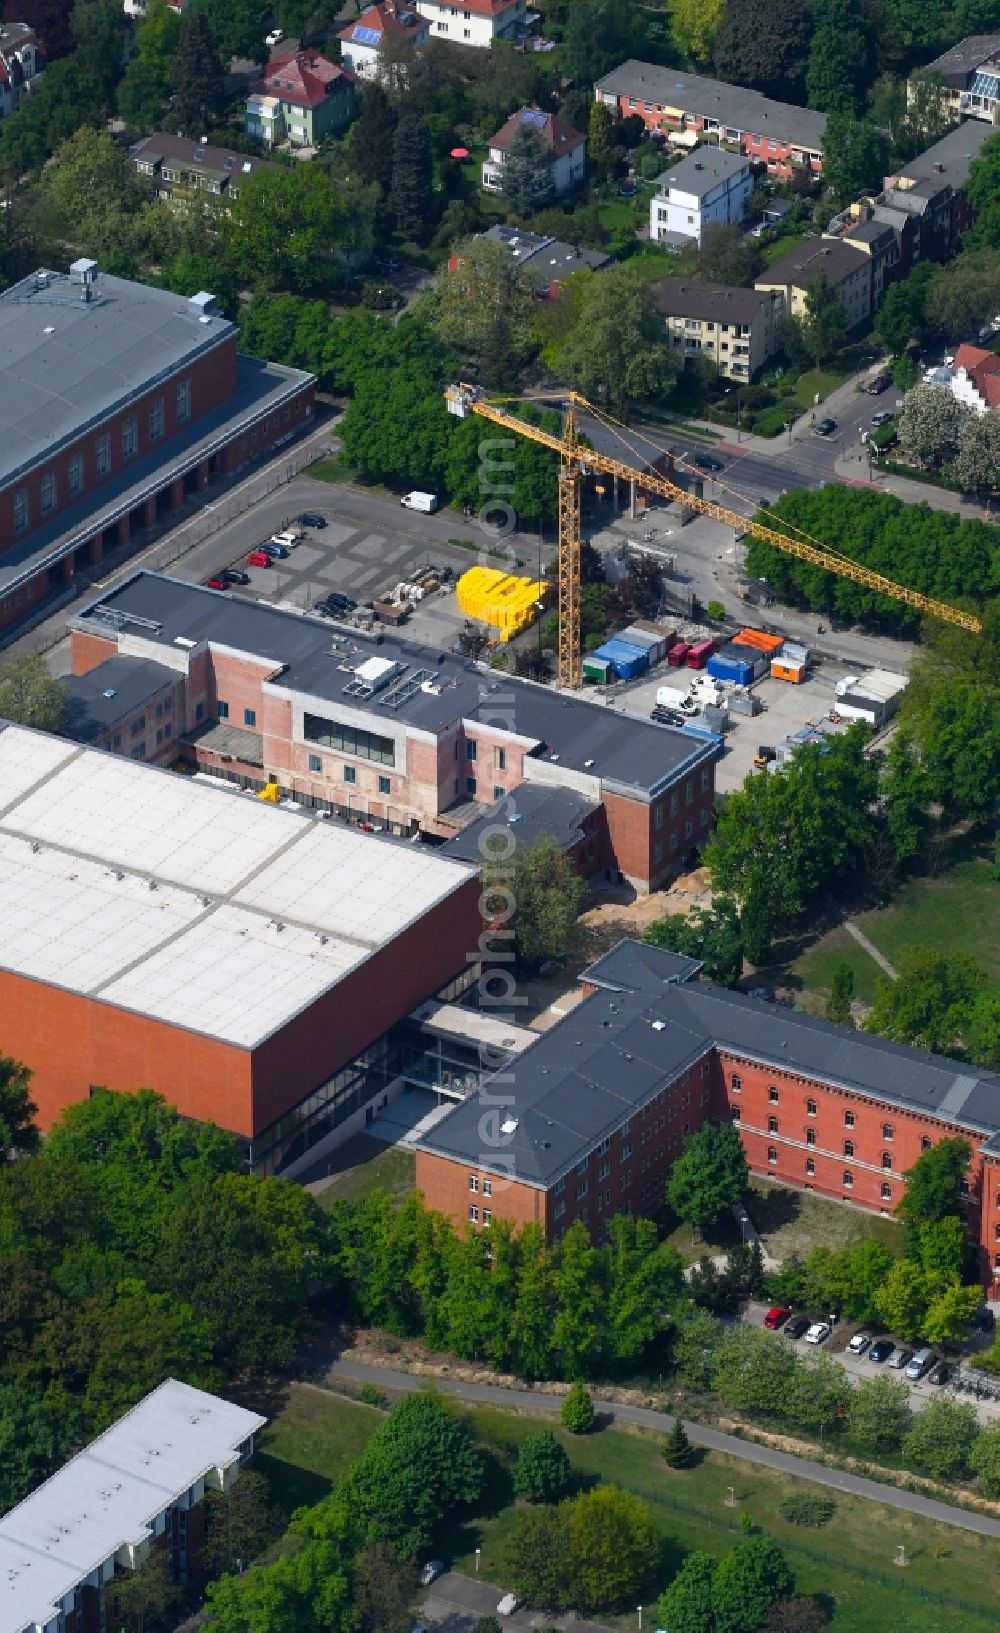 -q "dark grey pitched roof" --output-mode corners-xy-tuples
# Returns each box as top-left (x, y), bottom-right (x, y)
(481, 226), (610, 283)
(62, 655), (179, 743)
(73, 573), (715, 799)
(756, 239), (870, 290)
(652, 279), (776, 325)
(416, 939), (1000, 1185)
(657, 147), (750, 197)
(883, 120), (994, 196)
(923, 32), (1000, 87)
(441, 783), (599, 865)
(594, 59), (827, 152)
